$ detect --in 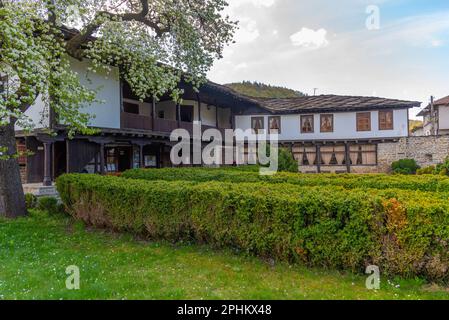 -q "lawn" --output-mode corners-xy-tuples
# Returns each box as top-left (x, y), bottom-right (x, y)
(1, 210), (448, 300)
